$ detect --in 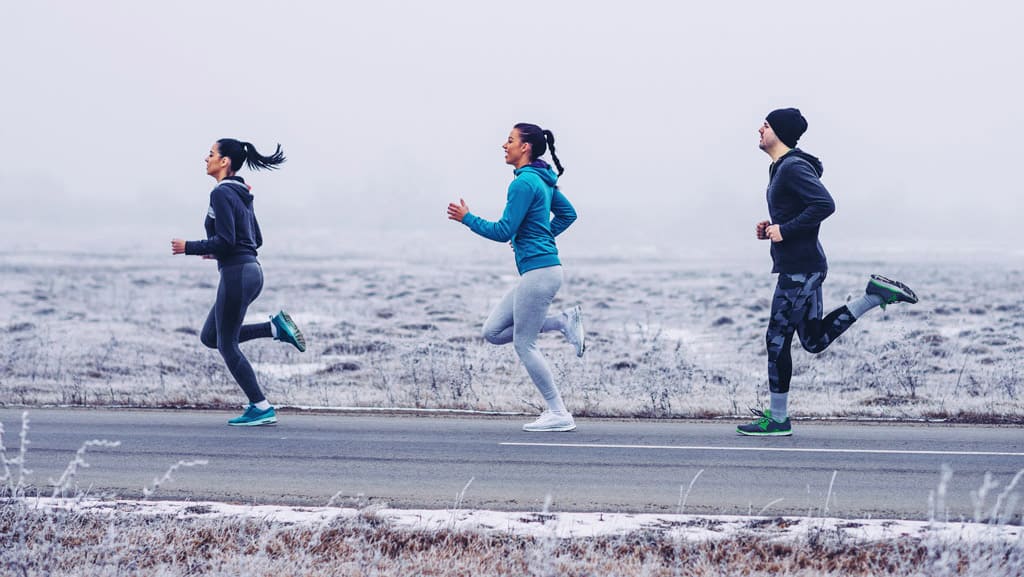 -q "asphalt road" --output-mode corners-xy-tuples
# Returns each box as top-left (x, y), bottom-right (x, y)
(3, 408), (1022, 521)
